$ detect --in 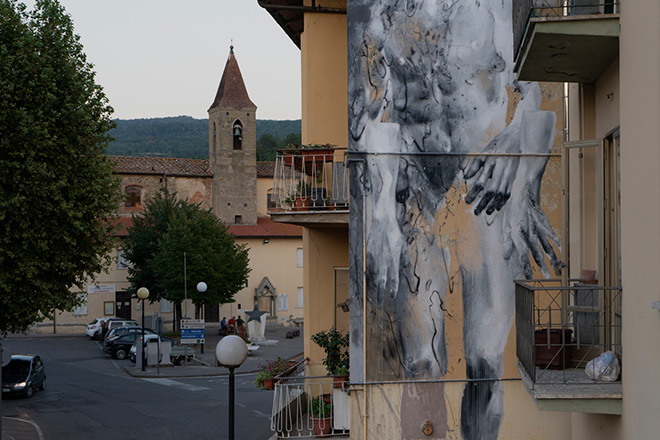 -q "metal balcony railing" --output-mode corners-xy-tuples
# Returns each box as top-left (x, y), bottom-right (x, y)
(515, 279), (622, 388)
(270, 148), (349, 213)
(513, 0), (621, 62)
(270, 362), (350, 439)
